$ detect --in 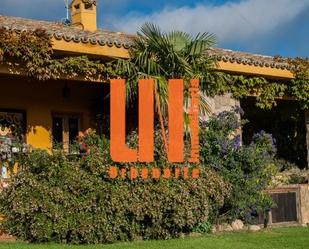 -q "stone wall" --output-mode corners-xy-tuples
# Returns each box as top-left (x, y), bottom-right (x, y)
(208, 93), (240, 115)
(201, 93), (239, 120)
